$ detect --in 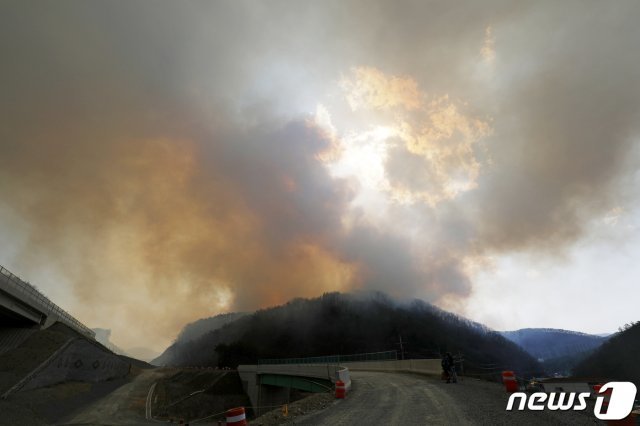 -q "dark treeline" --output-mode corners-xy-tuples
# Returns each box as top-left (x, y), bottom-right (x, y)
(176, 312), (248, 344)
(573, 321), (640, 386)
(156, 292), (541, 376)
(541, 350), (596, 377)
